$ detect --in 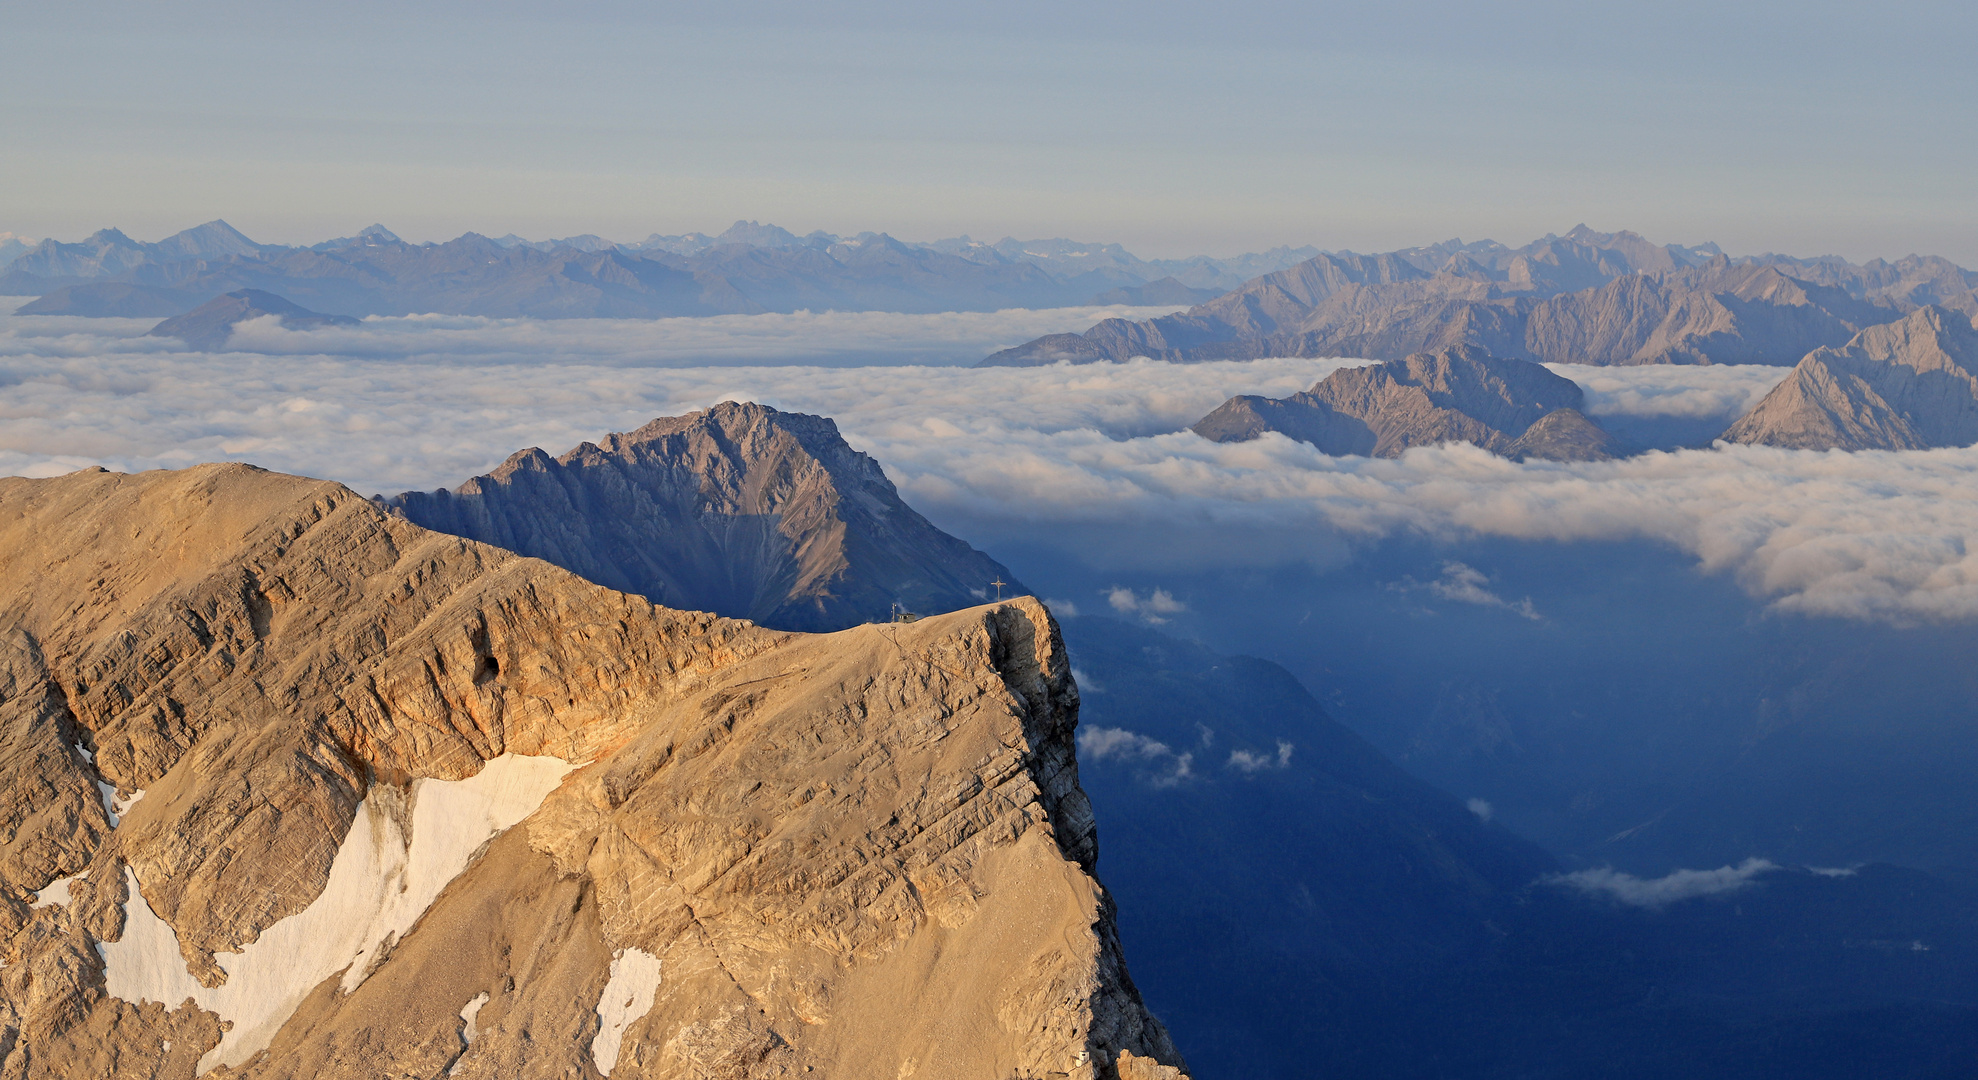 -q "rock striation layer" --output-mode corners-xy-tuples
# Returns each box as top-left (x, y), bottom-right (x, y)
(1721, 305), (1978, 450)
(0, 463), (1184, 1080)
(380, 402), (1022, 633)
(1191, 345), (1612, 460)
